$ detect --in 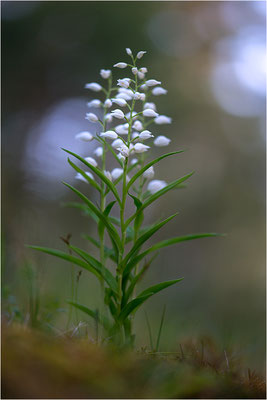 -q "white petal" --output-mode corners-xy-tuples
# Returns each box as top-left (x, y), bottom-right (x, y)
(146, 79), (161, 87)
(100, 69), (111, 79)
(84, 83), (102, 92)
(85, 113), (98, 122)
(75, 131), (93, 142)
(152, 87), (167, 96)
(114, 62), (127, 68)
(143, 109), (159, 118)
(100, 130), (118, 139)
(94, 147), (103, 157)
(126, 48), (132, 56)
(84, 157), (98, 167)
(134, 143), (150, 153)
(154, 115), (172, 125)
(111, 168), (124, 180)
(137, 51), (147, 59)
(154, 135), (171, 146)
(147, 180), (167, 194)
(143, 166), (154, 180)
(87, 99), (101, 108)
